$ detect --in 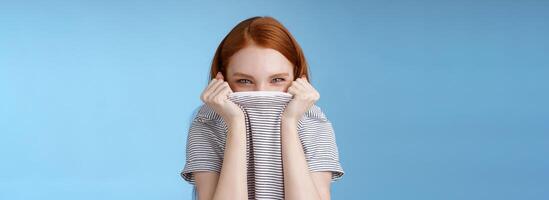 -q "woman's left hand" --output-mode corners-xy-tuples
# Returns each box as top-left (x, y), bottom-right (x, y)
(282, 75), (320, 122)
